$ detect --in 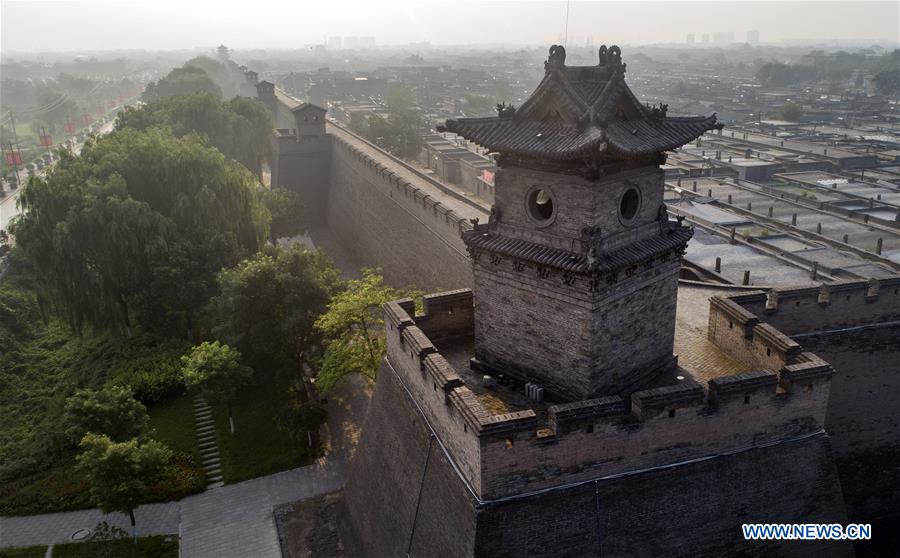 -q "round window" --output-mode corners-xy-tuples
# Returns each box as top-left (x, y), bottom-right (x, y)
(526, 188), (555, 224)
(620, 188), (640, 221)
